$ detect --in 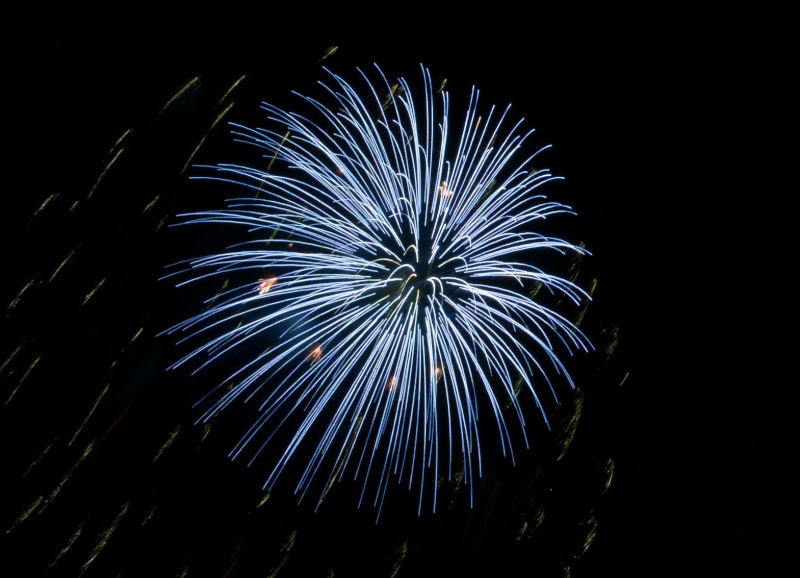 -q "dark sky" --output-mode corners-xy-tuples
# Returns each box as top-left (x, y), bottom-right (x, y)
(1, 12), (790, 577)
